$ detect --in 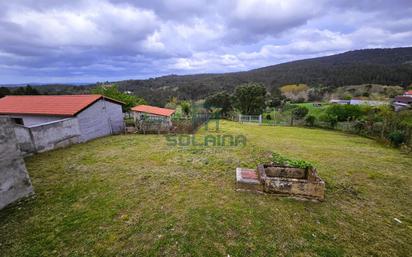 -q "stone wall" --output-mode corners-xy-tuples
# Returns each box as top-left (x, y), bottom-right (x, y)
(0, 117), (33, 210)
